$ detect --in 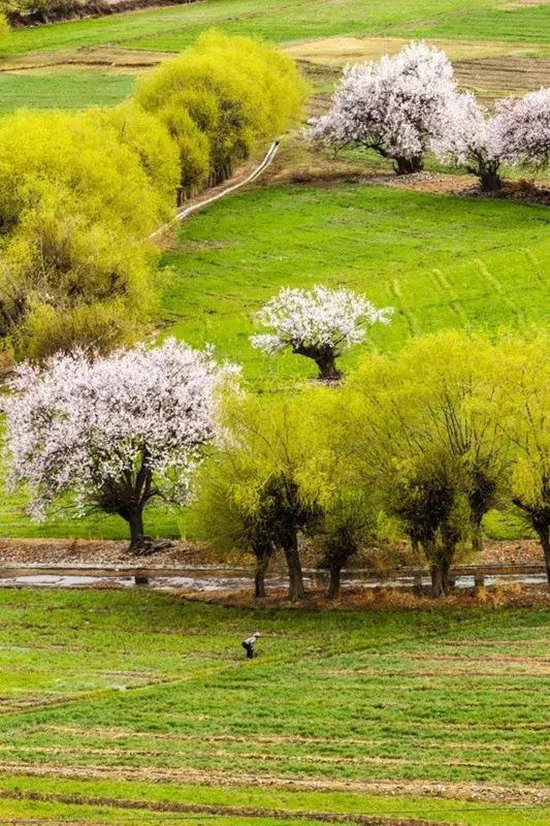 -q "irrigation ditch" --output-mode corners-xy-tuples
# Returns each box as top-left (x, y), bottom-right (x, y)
(0, 561), (546, 592)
